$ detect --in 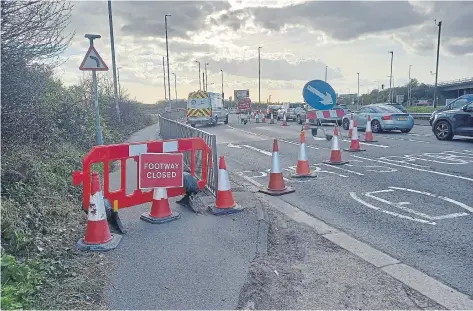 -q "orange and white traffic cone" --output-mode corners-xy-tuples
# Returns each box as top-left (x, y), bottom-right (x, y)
(292, 131), (316, 178)
(209, 156), (243, 215)
(281, 113), (288, 126)
(140, 188), (181, 223)
(77, 172), (122, 251)
(304, 117), (310, 130)
(348, 113), (354, 138)
(259, 139), (295, 196)
(363, 114), (377, 142)
(323, 127), (349, 165)
(261, 113), (266, 123)
(344, 120), (365, 152)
